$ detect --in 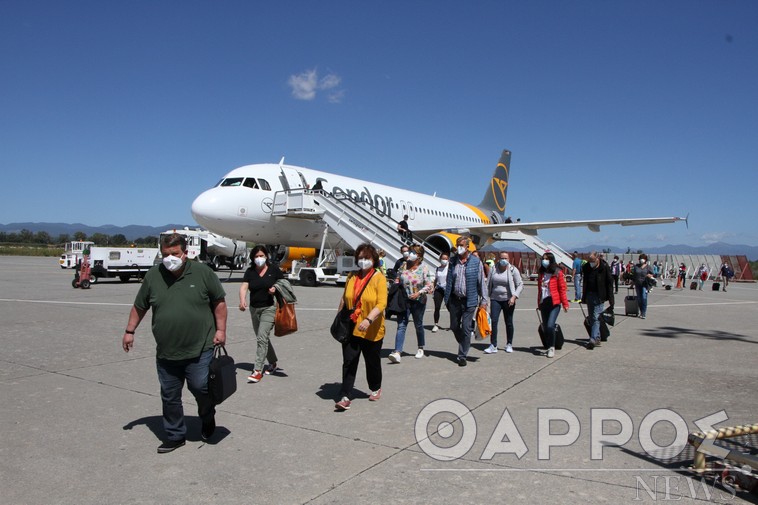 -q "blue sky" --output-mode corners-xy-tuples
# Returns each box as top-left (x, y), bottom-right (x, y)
(2, 0), (757, 249)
